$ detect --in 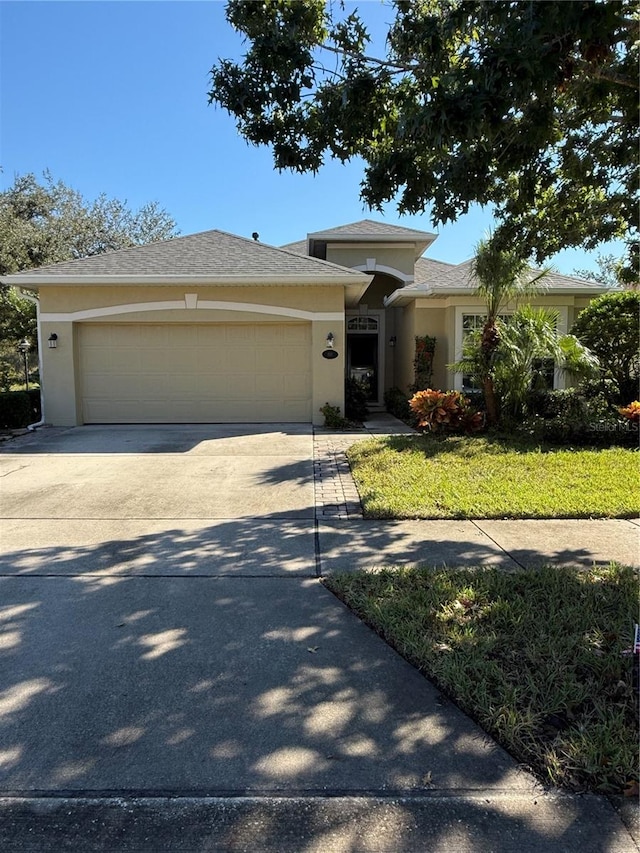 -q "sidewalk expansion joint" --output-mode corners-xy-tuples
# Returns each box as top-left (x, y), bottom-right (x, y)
(471, 520), (527, 571)
(0, 787), (546, 801)
(0, 573), (316, 580)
